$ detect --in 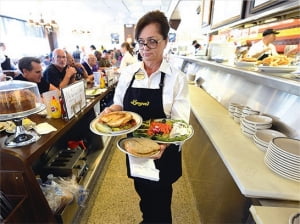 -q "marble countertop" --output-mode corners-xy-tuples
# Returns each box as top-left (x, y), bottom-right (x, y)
(189, 85), (300, 201)
(250, 205), (300, 224)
